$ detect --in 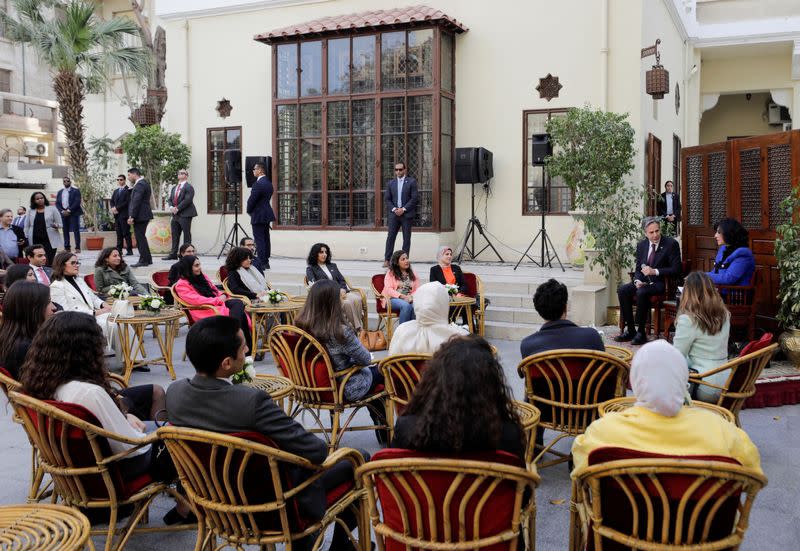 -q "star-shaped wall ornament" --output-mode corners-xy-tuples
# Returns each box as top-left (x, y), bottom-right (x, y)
(216, 98), (232, 118)
(536, 74), (562, 102)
